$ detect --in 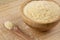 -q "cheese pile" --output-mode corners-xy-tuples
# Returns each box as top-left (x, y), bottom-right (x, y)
(24, 1), (60, 24)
